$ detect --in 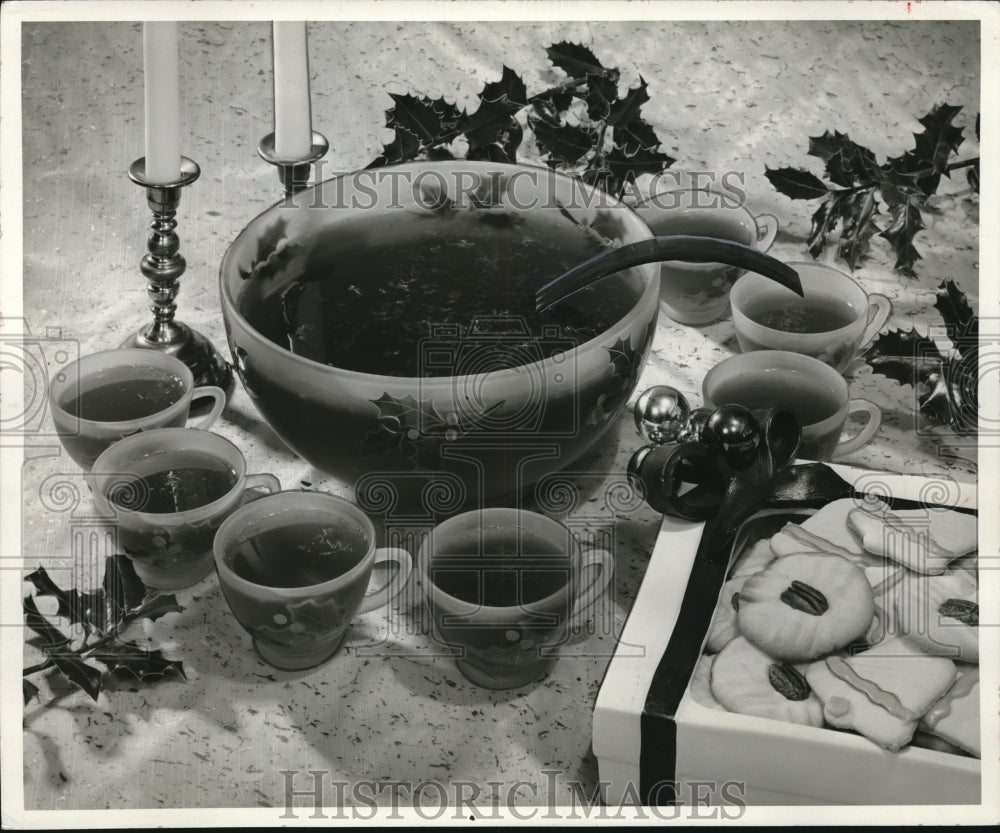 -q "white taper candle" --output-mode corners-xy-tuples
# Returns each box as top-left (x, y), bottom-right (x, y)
(272, 21), (313, 160)
(143, 22), (182, 184)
